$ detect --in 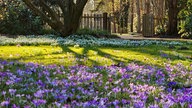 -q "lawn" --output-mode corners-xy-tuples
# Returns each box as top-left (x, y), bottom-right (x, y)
(0, 45), (191, 67)
(0, 35), (191, 107)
